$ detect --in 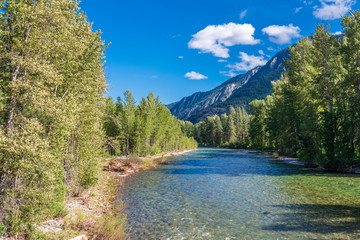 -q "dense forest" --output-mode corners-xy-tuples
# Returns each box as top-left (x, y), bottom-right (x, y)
(248, 17), (360, 169)
(103, 91), (197, 157)
(0, 0), (195, 237)
(194, 13), (360, 171)
(188, 106), (250, 148)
